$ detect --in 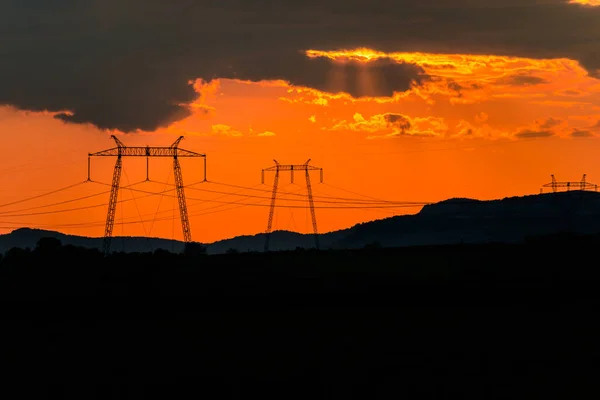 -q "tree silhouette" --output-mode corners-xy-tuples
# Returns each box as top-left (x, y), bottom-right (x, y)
(35, 237), (62, 254)
(183, 242), (207, 257)
(0, 232), (598, 399)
